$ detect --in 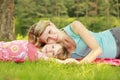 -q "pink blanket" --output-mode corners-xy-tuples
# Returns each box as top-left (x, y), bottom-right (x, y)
(76, 58), (120, 66)
(93, 58), (120, 66)
(77, 58), (120, 66)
